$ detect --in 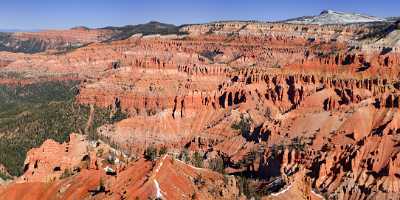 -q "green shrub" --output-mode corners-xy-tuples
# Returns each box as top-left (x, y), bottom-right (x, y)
(179, 148), (190, 162)
(191, 152), (203, 168)
(237, 176), (260, 199)
(60, 168), (73, 179)
(0, 172), (11, 180)
(110, 108), (127, 123)
(158, 146), (168, 156)
(231, 115), (252, 136)
(208, 157), (225, 174)
(144, 145), (157, 161)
